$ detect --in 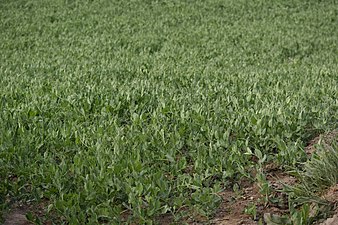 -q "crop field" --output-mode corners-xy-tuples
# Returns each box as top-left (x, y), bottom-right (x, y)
(1, 0), (337, 224)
